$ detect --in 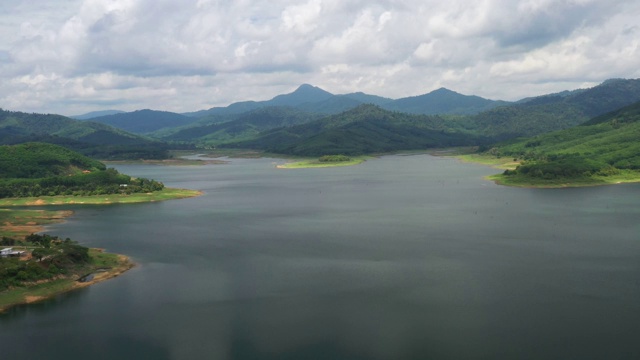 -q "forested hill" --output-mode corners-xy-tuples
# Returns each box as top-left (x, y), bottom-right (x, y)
(471, 78), (640, 139)
(225, 104), (484, 156)
(383, 88), (509, 115)
(0, 143), (105, 179)
(87, 109), (198, 134)
(163, 106), (320, 144)
(0, 143), (164, 198)
(0, 109), (172, 159)
(489, 100), (640, 183)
